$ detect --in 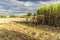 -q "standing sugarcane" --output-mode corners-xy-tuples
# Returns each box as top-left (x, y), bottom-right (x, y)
(37, 3), (60, 27)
